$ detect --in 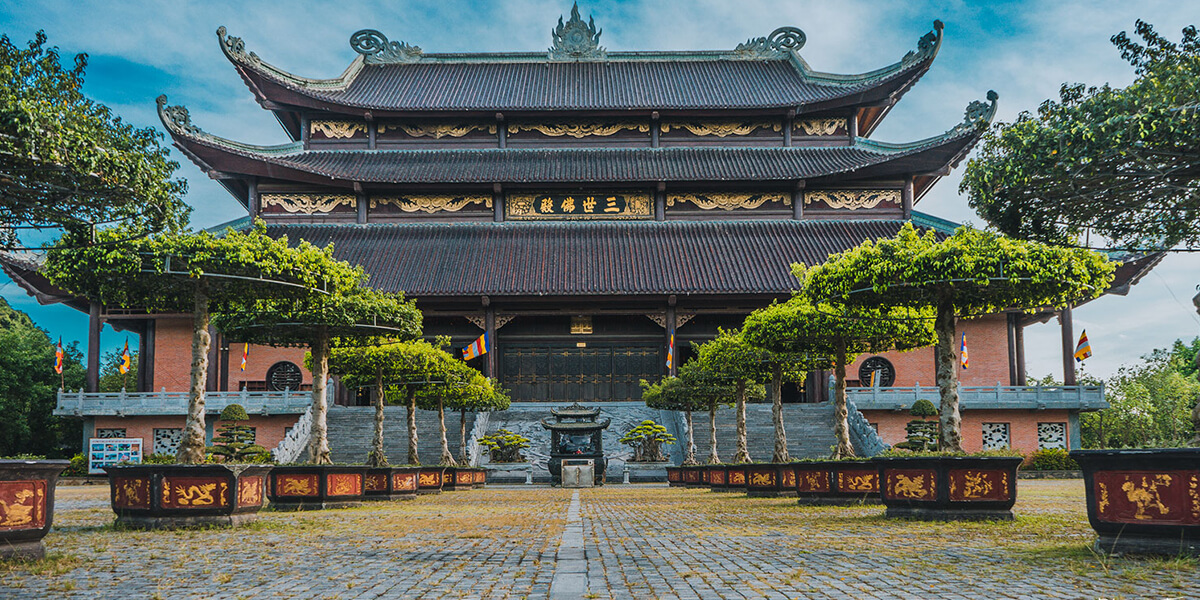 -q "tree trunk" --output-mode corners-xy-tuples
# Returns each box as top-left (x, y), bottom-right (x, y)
(682, 410), (697, 465)
(176, 286), (210, 464)
(1189, 398), (1200, 447)
(459, 409), (470, 463)
(935, 301), (964, 452)
(367, 369), (387, 467)
(771, 364), (789, 463)
(438, 399), (455, 466)
(707, 402), (720, 464)
(733, 381), (750, 463)
(406, 388), (419, 465)
(307, 327), (332, 464)
(833, 339), (855, 459)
